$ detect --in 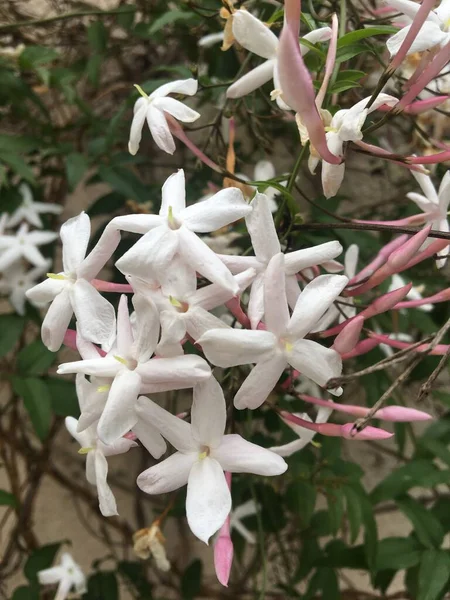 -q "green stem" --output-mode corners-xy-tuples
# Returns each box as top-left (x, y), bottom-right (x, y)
(339, 0), (347, 37)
